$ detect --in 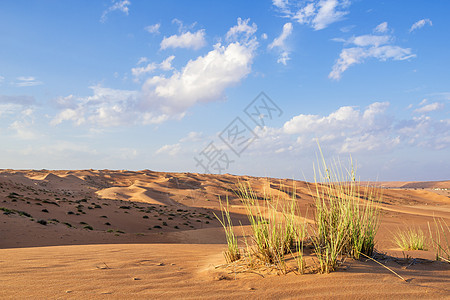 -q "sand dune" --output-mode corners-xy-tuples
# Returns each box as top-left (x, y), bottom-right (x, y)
(0, 169), (449, 298)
